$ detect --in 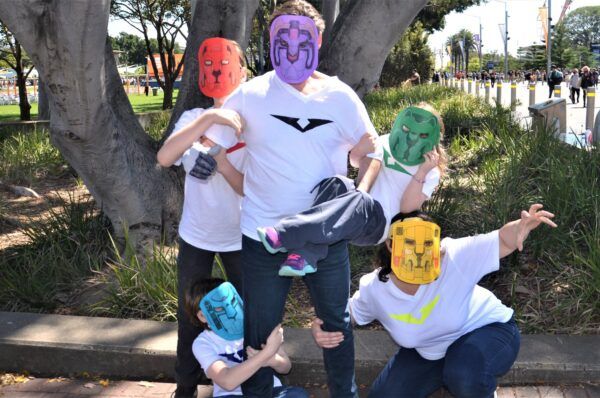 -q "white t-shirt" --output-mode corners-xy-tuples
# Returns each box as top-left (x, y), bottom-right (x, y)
(350, 230), (513, 360)
(369, 134), (440, 243)
(192, 330), (282, 397)
(174, 108), (247, 252)
(209, 71), (376, 240)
